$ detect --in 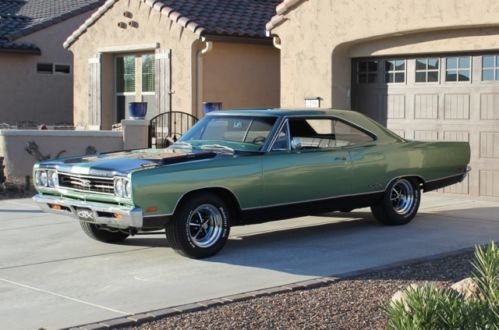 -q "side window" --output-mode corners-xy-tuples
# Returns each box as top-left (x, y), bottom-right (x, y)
(287, 117), (374, 150)
(271, 121), (290, 151)
(333, 120), (374, 146)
